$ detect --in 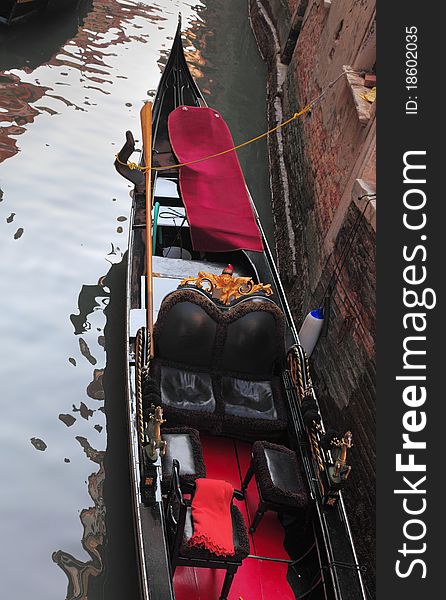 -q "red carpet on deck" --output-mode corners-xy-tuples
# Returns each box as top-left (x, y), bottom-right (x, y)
(168, 106), (264, 253)
(173, 436), (295, 600)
